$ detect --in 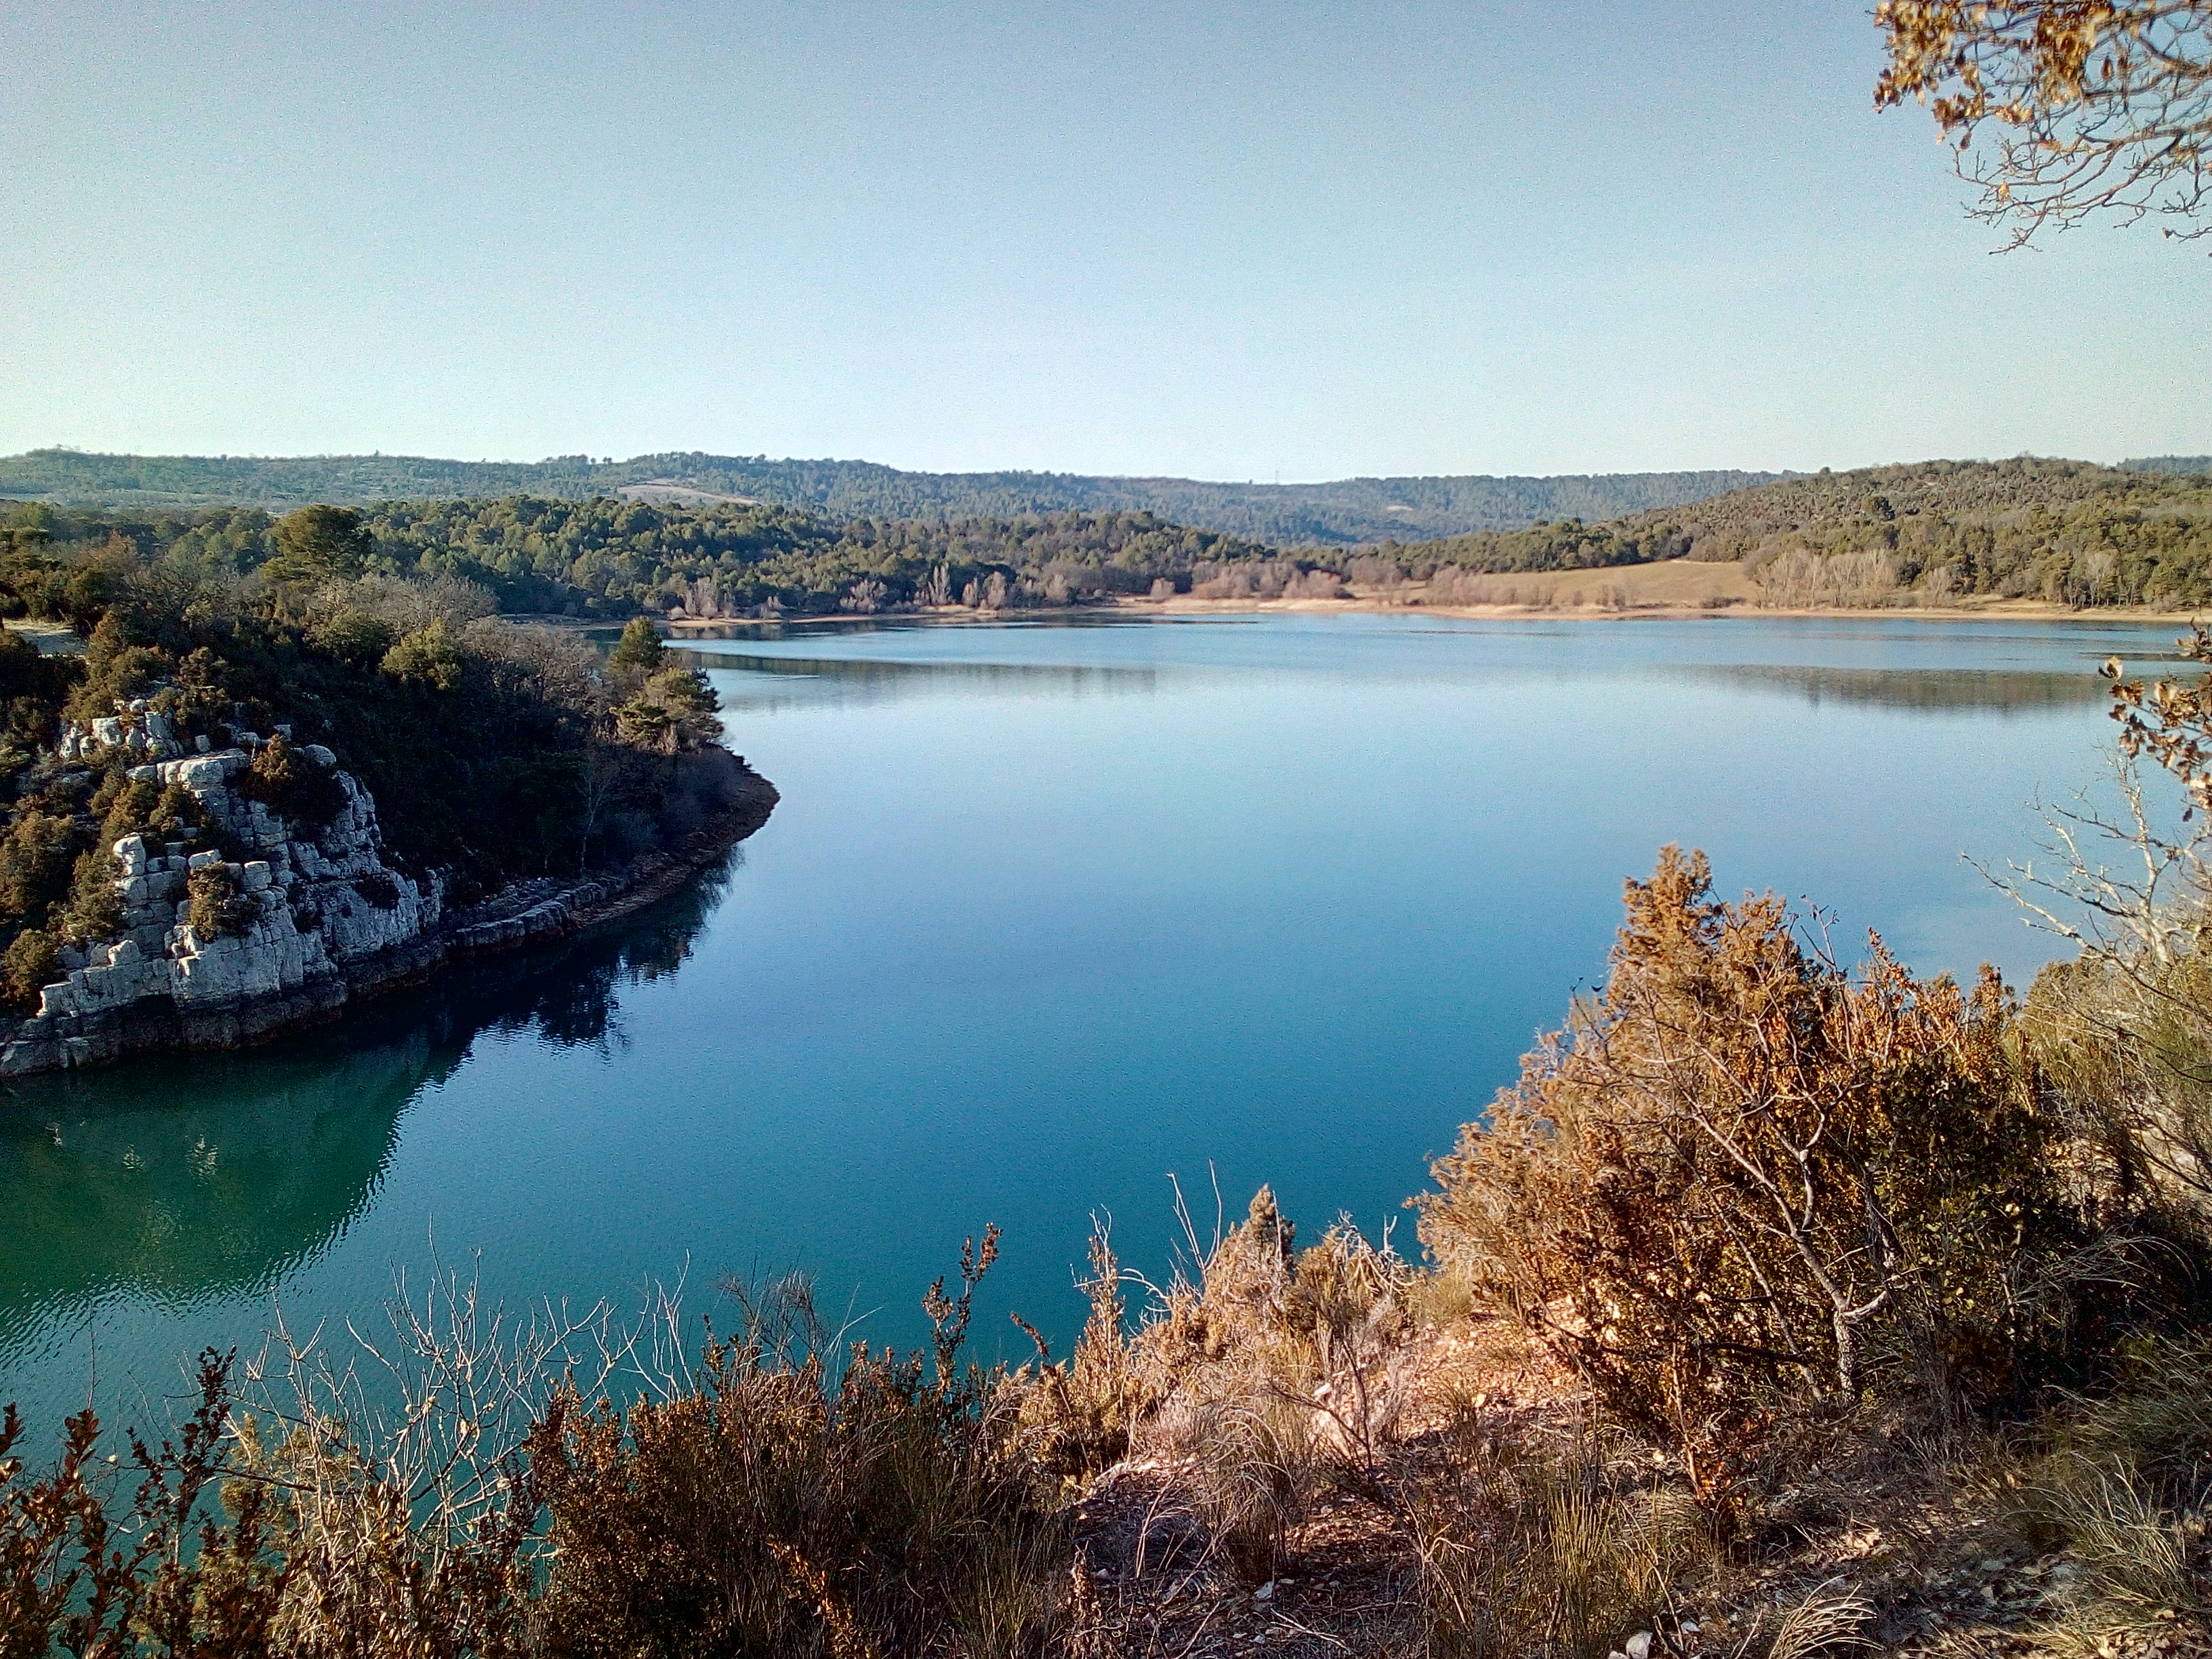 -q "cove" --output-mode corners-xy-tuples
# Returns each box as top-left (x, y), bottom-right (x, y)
(0, 611), (2175, 1433)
